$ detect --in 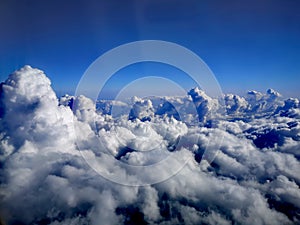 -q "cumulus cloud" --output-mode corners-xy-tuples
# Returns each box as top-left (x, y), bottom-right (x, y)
(0, 66), (299, 224)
